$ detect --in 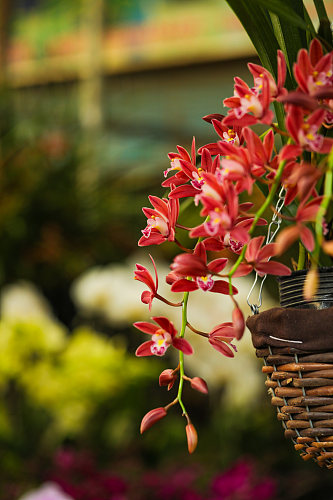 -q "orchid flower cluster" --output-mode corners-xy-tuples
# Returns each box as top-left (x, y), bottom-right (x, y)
(134, 39), (333, 453)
